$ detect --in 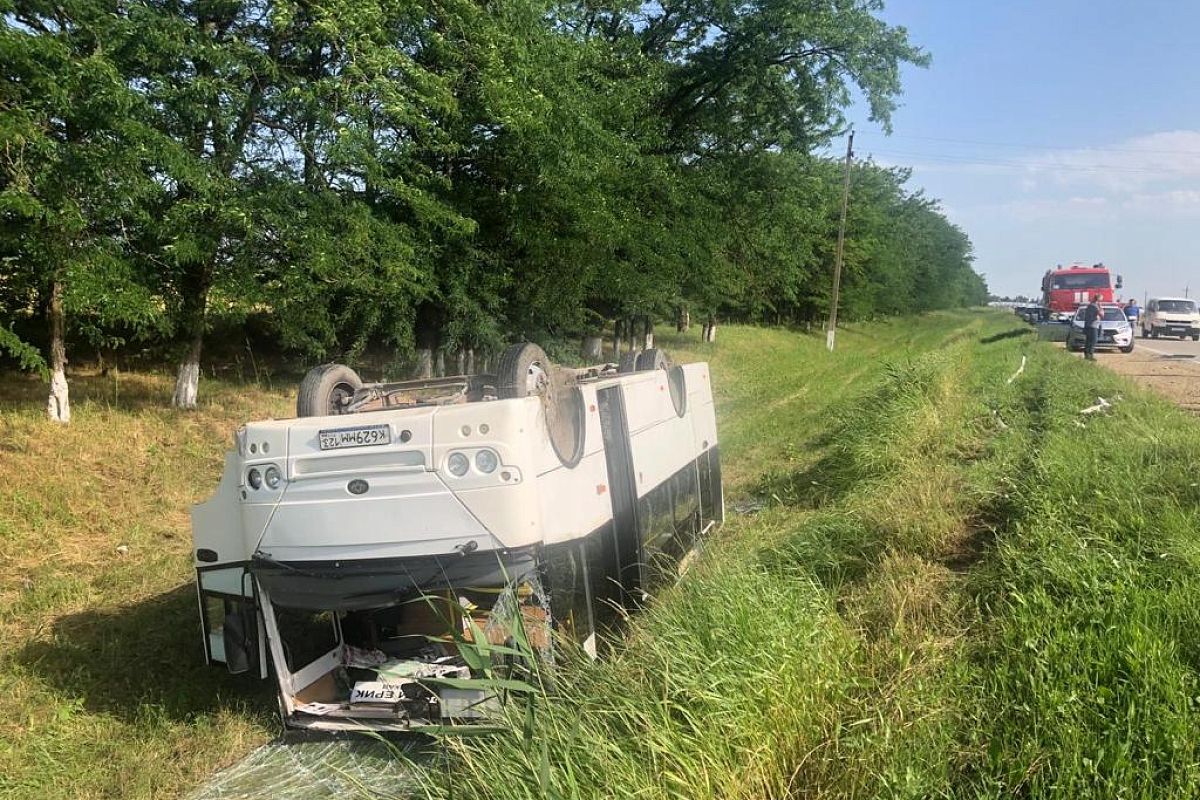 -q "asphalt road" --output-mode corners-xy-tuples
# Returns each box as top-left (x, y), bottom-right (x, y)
(1132, 334), (1200, 360)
